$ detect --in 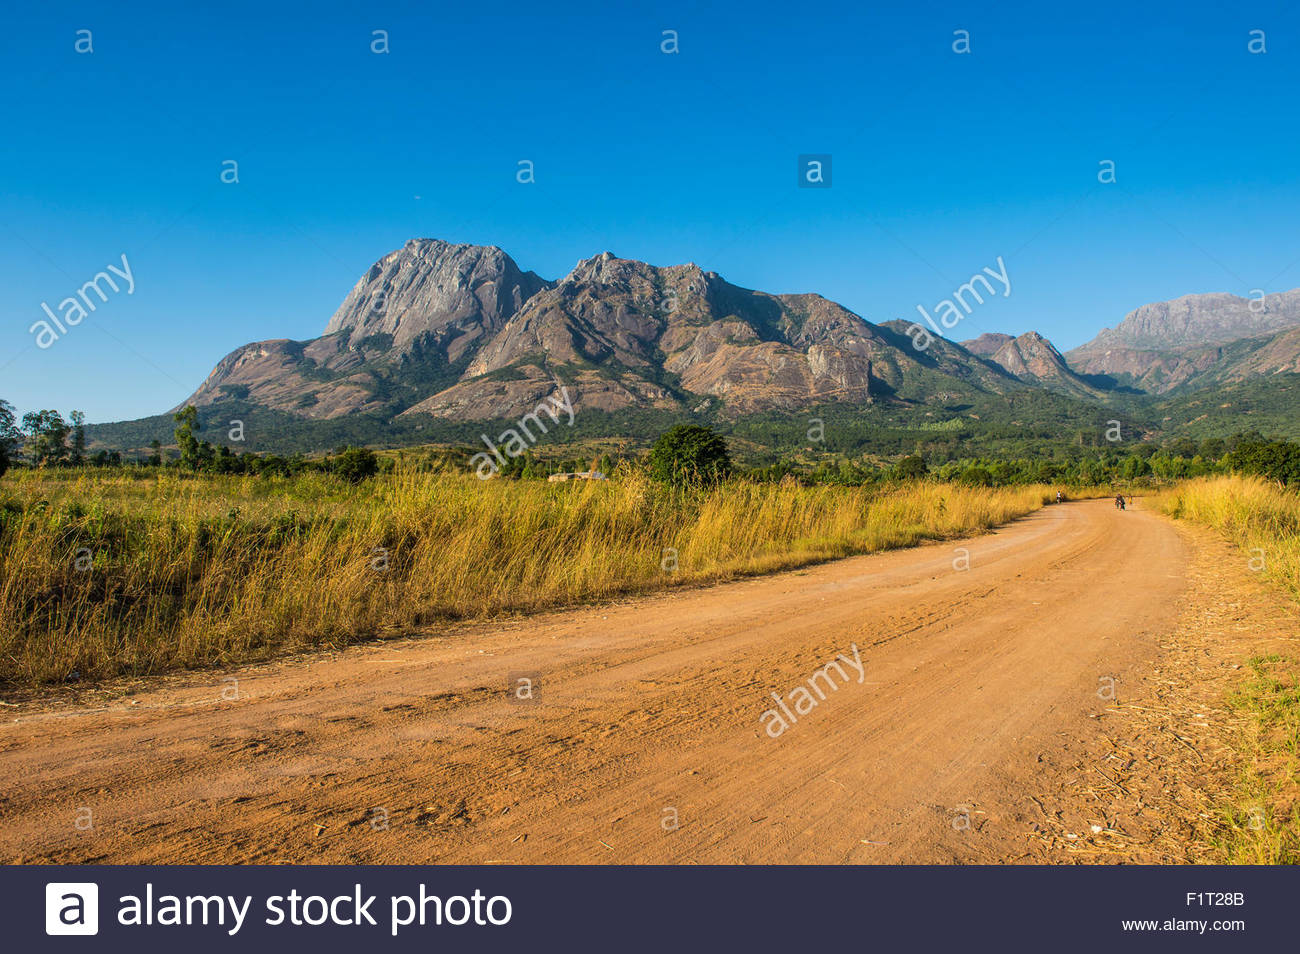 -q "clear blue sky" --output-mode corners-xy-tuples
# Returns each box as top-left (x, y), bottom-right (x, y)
(2, 0), (1298, 422)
